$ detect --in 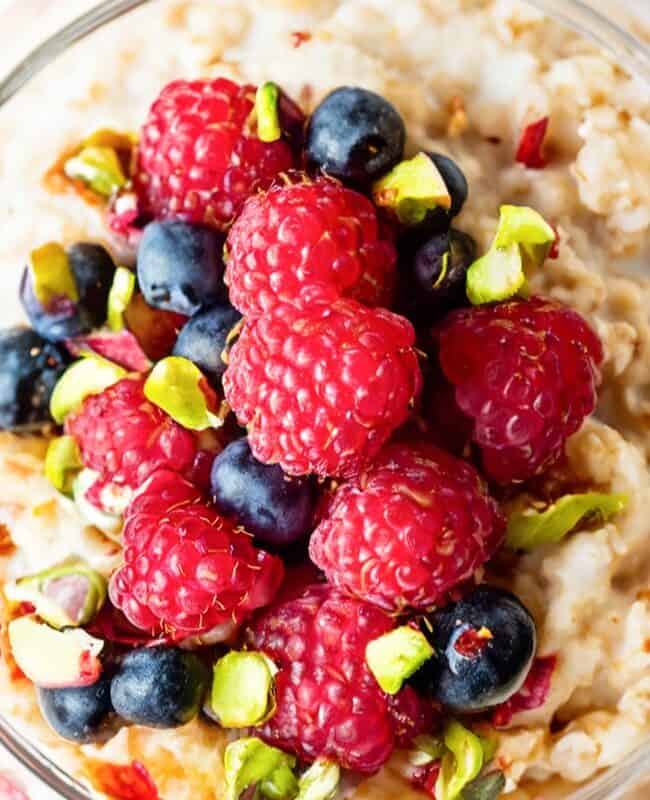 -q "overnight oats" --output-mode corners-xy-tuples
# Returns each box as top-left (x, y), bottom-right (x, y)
(0, 2), (649, 799)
